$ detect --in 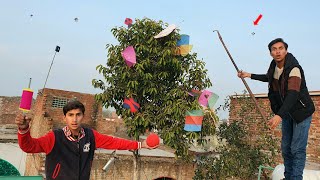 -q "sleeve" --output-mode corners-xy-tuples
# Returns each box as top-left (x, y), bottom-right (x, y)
(18, 128), (55, 155)
(276, 68), (301, 118)
(251, 74), (268, 82)
(93, 130), (141, 150)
